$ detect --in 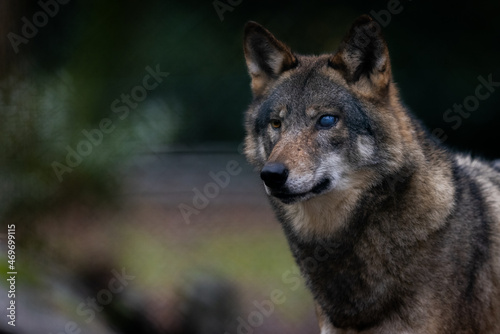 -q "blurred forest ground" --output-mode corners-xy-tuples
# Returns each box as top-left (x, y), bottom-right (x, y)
(0, 0), (499, 333)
